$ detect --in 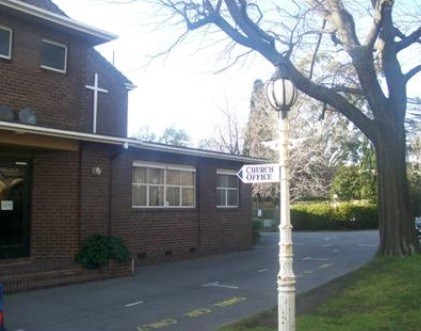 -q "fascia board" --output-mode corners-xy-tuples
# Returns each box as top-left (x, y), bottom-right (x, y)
(0, 120), (265, 163)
